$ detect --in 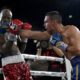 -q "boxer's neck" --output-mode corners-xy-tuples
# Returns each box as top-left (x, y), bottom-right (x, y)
(56, 24), (64, 34)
